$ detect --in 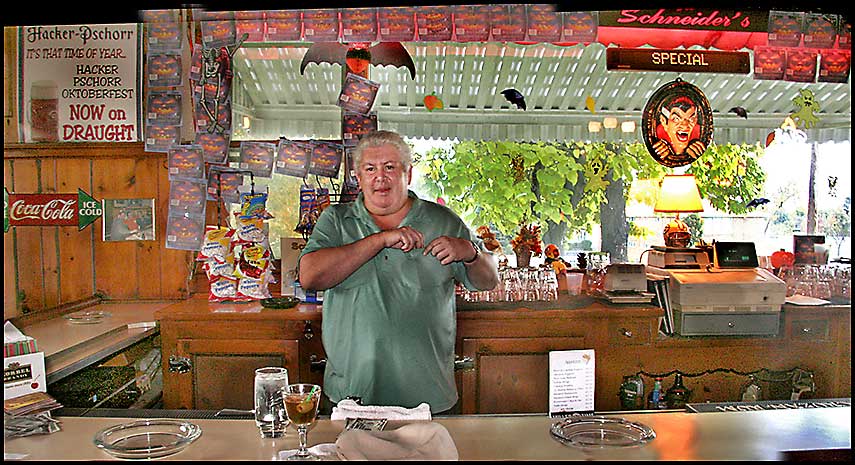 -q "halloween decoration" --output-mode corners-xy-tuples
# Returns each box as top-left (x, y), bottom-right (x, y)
(476, 225), (502, 253)
(300, 42), (416, 80)
(641, 78), (713, 168)
(544, 243), (570, 275)
(745, 198), (770, 209)
(790, 89), (820, 129)
(197, 33), (248, 134)
(728, 106), (748, 118)
(501, 88), (527, 110)
(424, 92), (444, 111)
(585, 95), (596, 113)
